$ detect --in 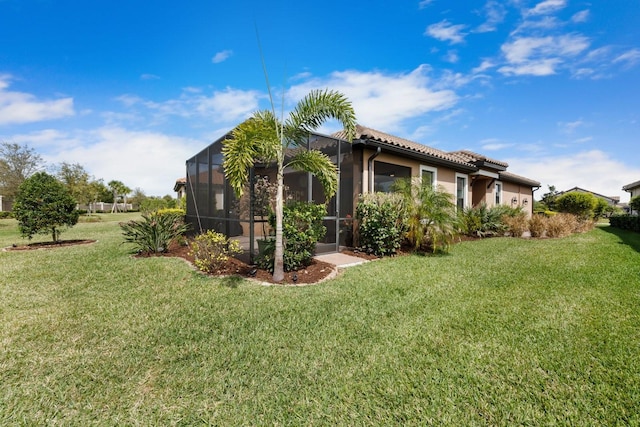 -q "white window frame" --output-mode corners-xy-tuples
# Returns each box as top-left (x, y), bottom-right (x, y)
(420, 165), (438, 188)
(494, 181), (502, 206)
(455, 173), (468, 211)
